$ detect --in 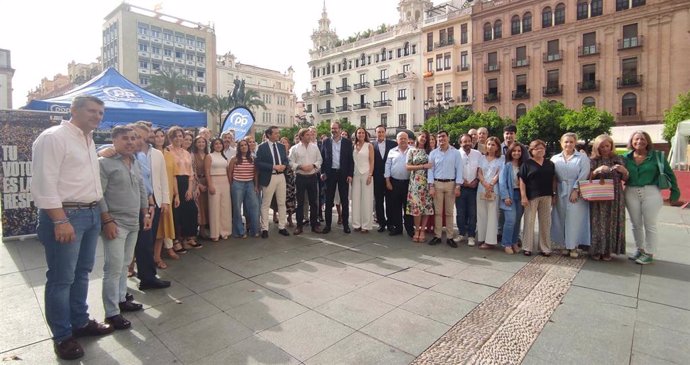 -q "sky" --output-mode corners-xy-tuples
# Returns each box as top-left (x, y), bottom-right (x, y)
(1, 0), (401, 108)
